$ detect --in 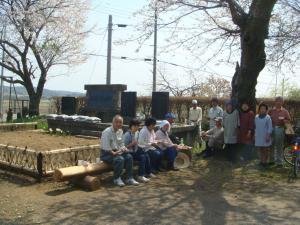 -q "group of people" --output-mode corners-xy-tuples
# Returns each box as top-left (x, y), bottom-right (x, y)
(100, 96), (291, 186)
(195, 96), (291, 168)
(100, 115), (188, 187)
